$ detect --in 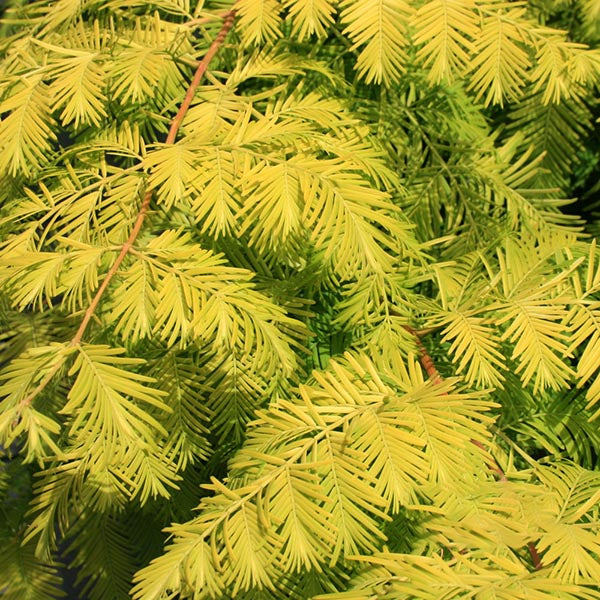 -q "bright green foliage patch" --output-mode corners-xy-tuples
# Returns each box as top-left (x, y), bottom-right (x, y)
(0, 0), (599, 598)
